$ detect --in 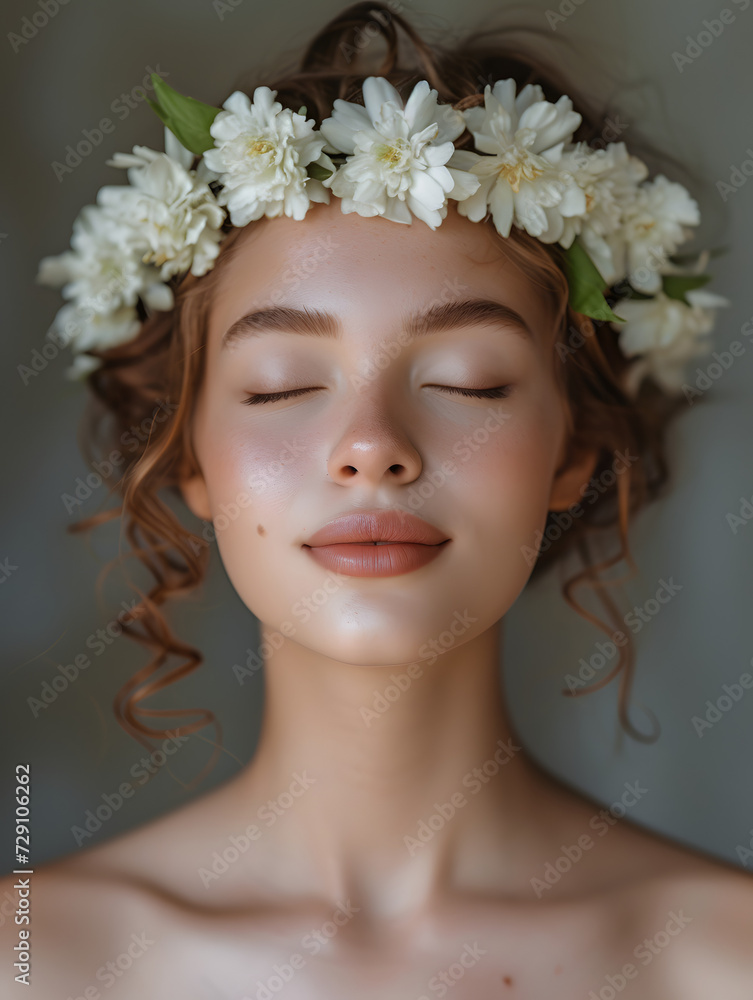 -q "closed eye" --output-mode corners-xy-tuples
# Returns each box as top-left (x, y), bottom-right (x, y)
(426, 385), (512, 399)
(241, 385), (512, 405)
(242, 388), (319, 405)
